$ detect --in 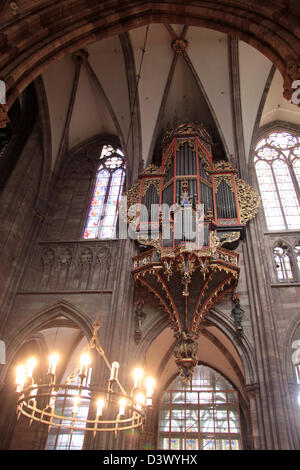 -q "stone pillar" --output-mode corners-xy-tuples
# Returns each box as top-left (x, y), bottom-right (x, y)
(244, 383), (263, 450)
